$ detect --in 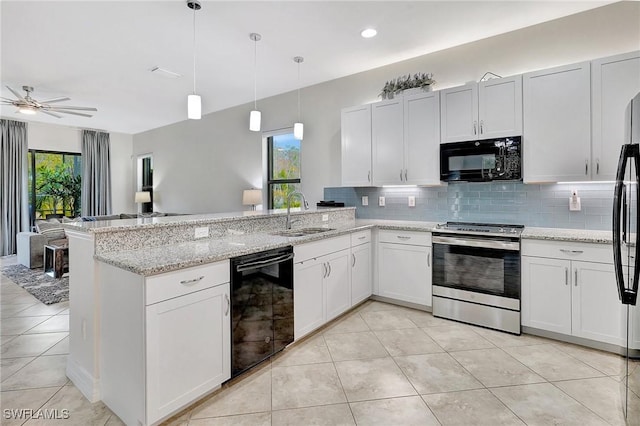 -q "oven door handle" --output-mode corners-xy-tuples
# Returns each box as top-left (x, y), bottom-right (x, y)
(235, 253), (294, 272)
(432, 236), (520, 251)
